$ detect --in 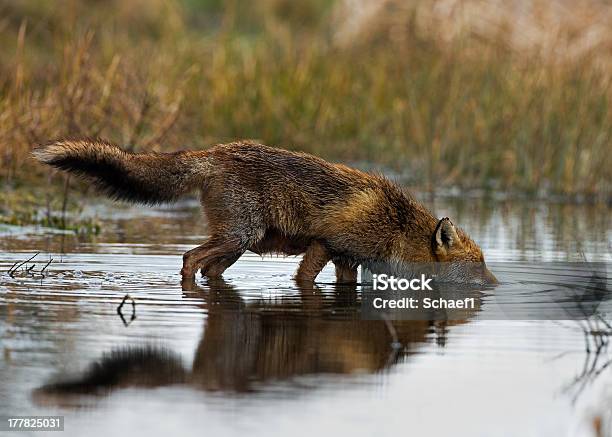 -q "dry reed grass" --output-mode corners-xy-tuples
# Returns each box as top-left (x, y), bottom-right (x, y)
(0, 0), (610, 200)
